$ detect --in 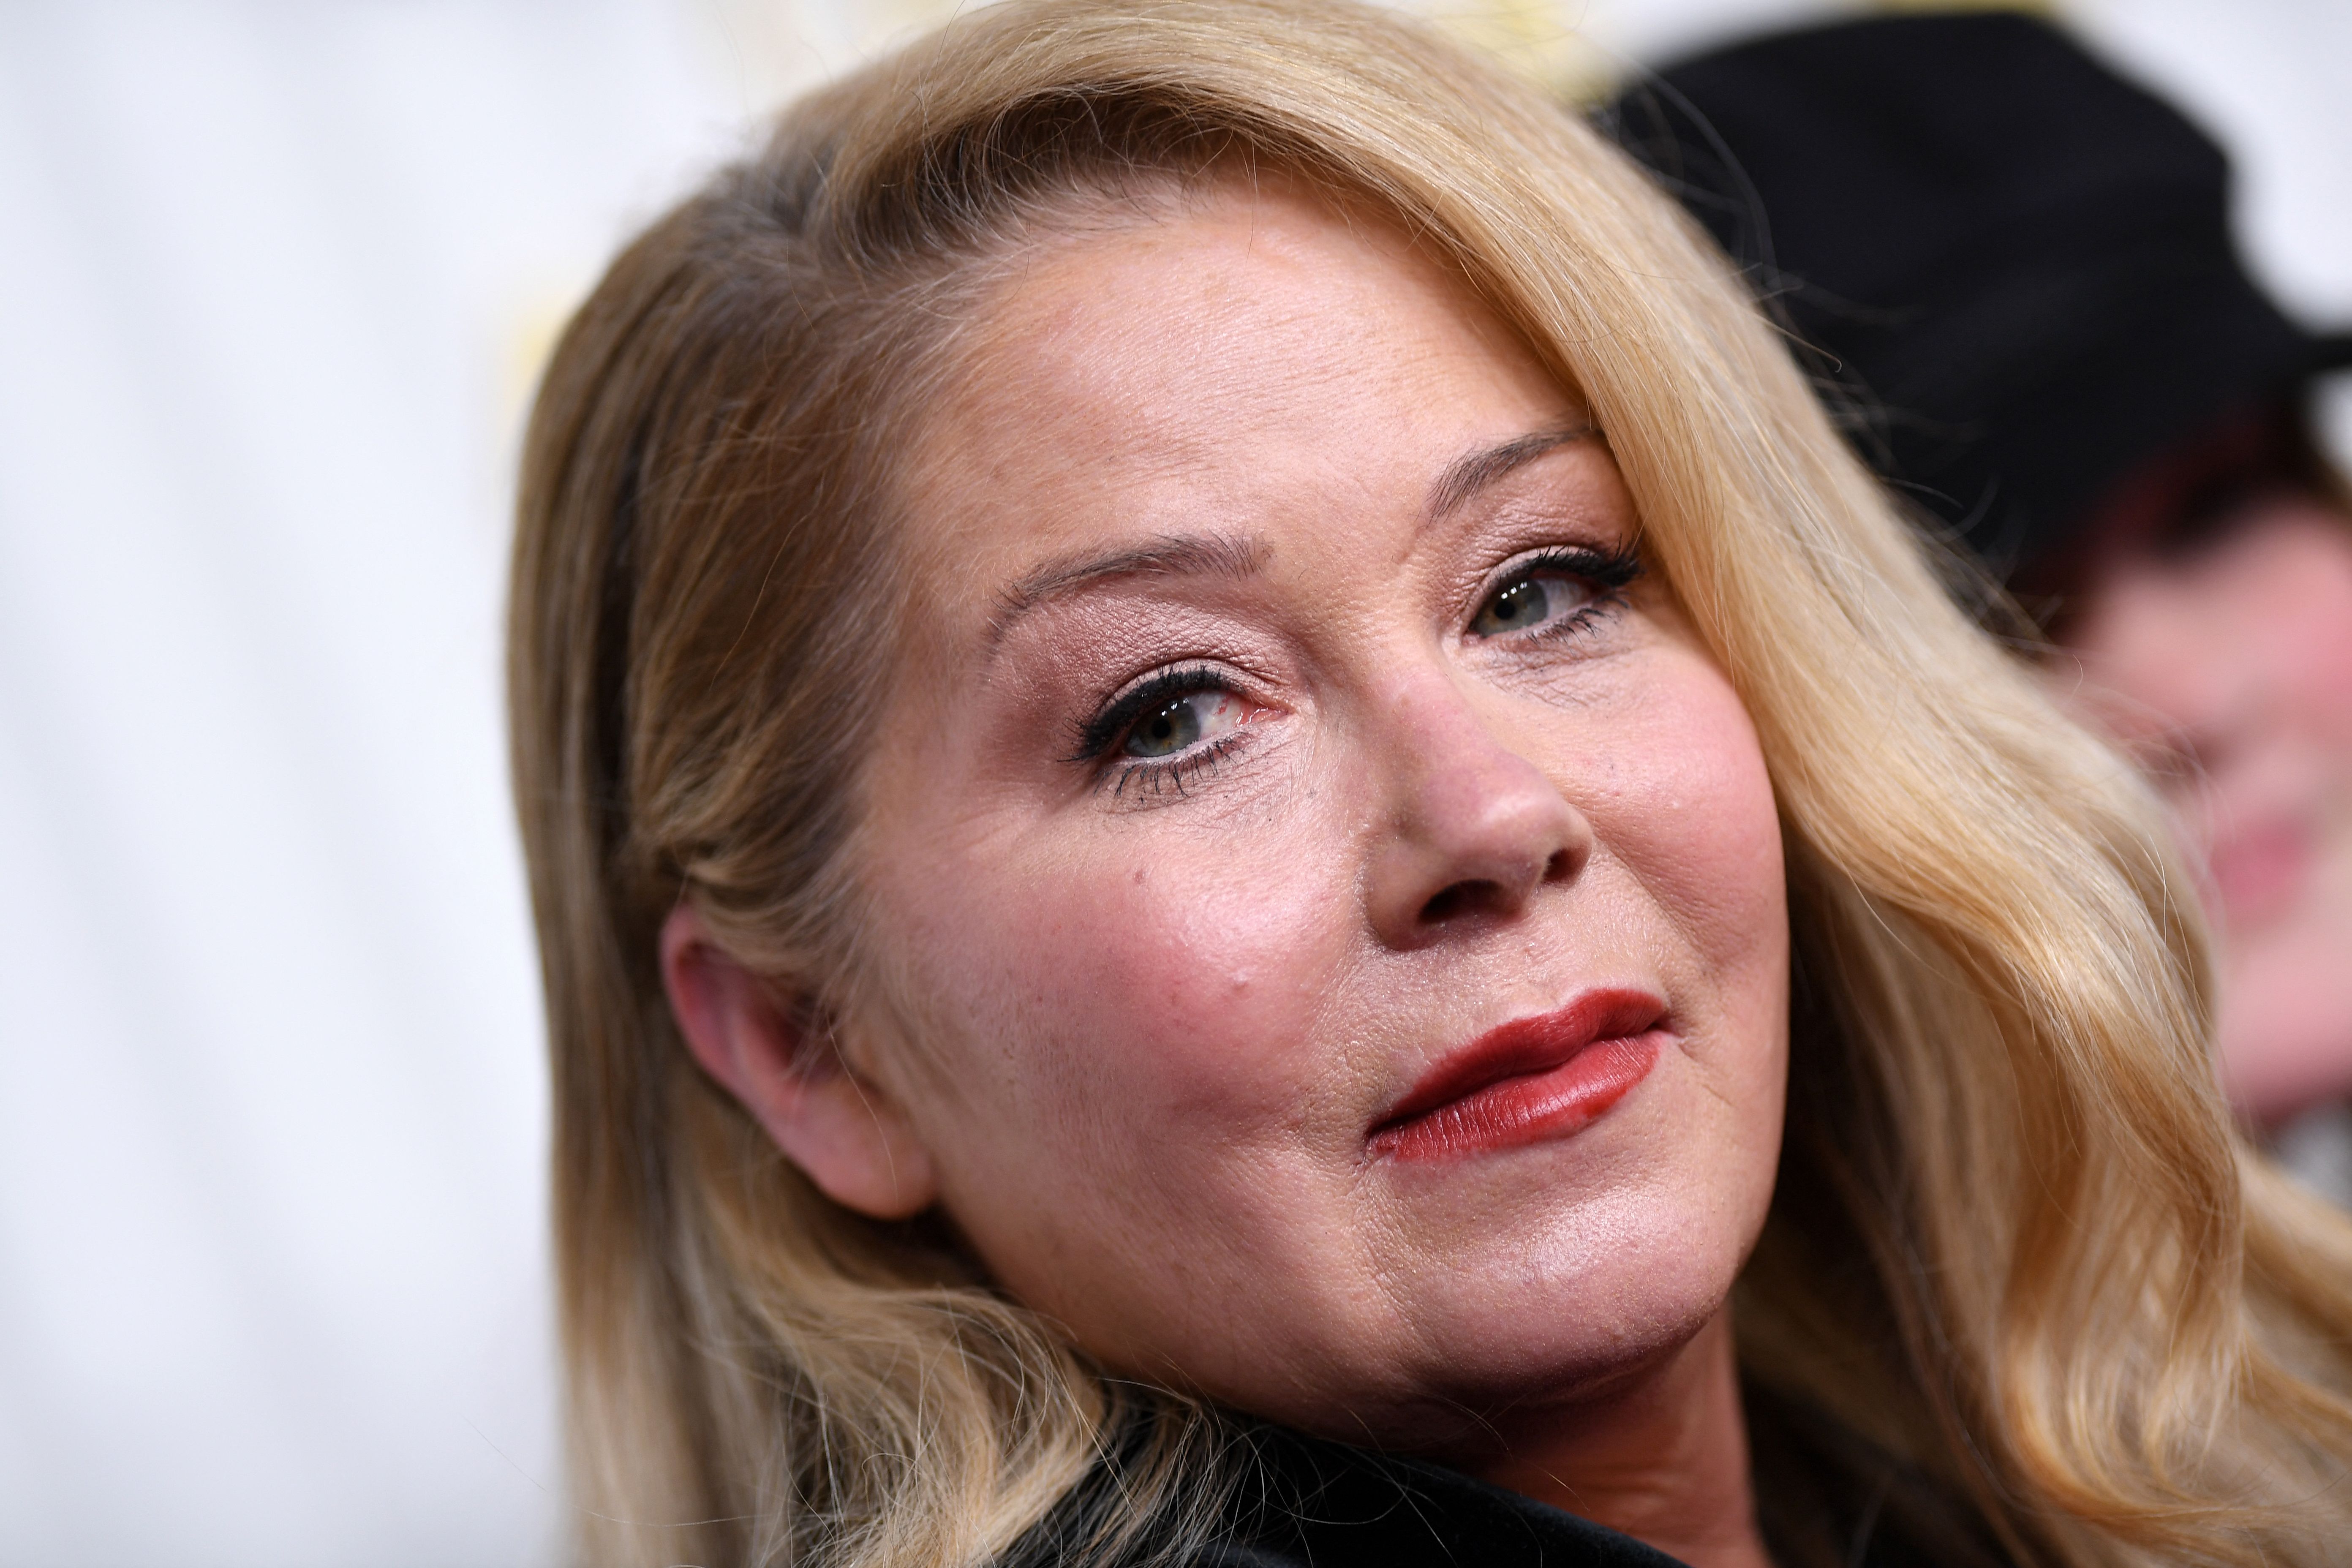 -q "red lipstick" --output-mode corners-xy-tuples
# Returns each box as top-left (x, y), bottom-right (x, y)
(1369, 988), (1666, 1162)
